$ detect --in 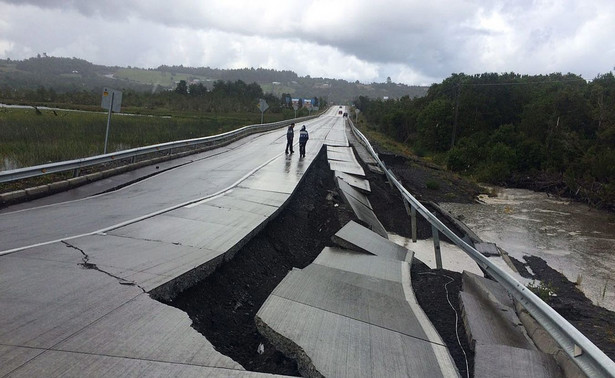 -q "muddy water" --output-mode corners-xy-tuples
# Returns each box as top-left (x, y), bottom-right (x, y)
(439, 187), (615, 312)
